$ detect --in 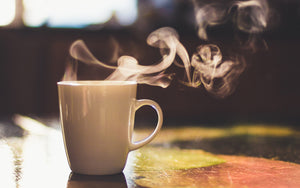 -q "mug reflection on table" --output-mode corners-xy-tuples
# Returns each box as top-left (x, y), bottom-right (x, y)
(67, 173), (127, 188)
(58, 81), (163, 175)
